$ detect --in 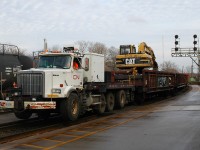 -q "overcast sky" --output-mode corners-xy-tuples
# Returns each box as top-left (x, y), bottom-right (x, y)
(0, 0), (200, 72)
